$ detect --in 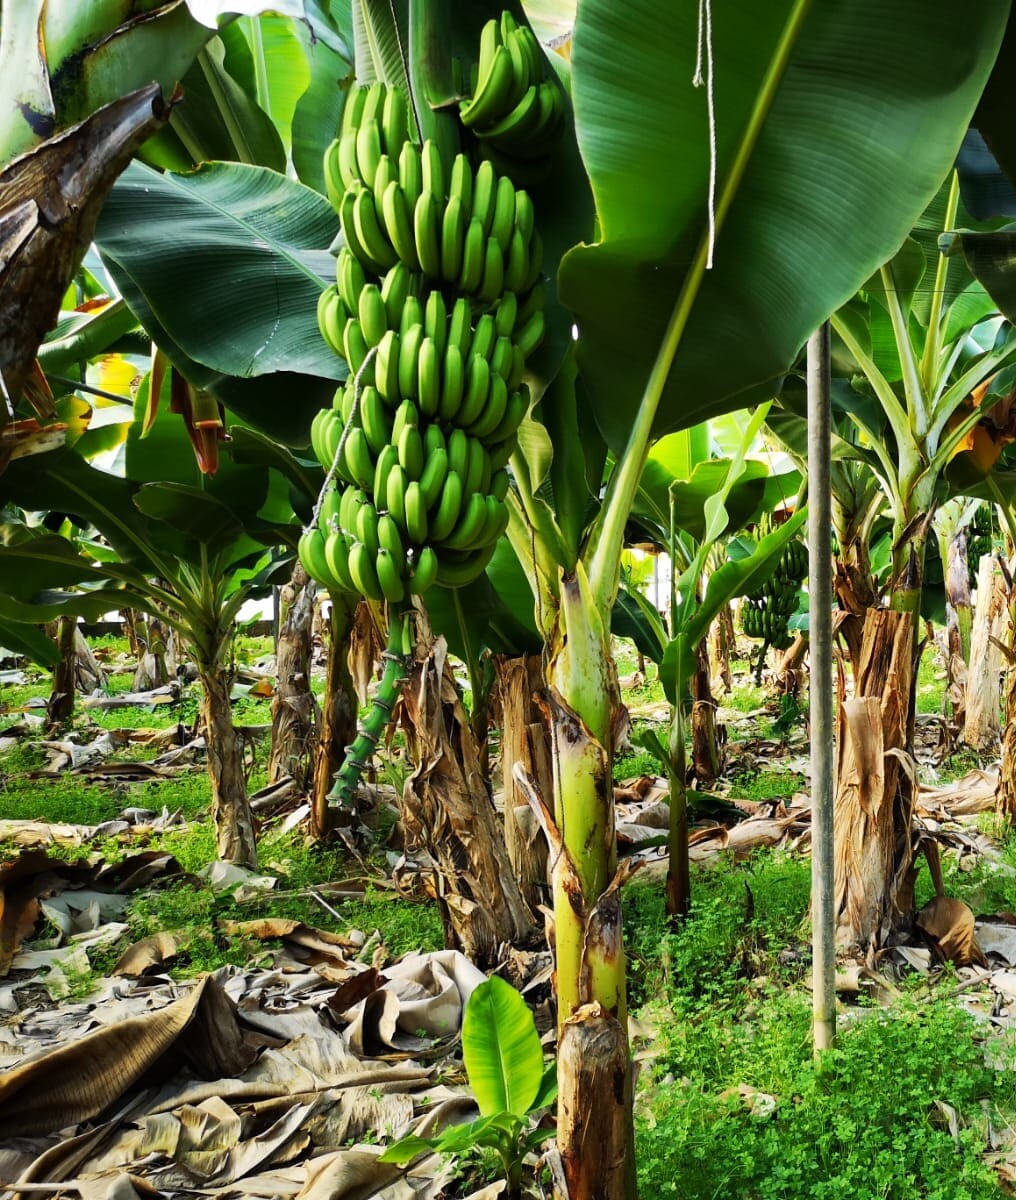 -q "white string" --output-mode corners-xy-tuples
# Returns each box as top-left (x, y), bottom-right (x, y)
(305, 345), (378, 536)
(693, 0), (716, 270)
